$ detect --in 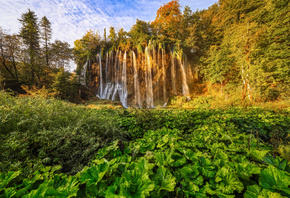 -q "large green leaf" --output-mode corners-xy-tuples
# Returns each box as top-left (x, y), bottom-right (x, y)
(3, 187), (17, 198)
(249, 149), (269, 161)
(22, 183), (47, 198)
(79, 159), (109, 185)
(180, 181), (200, 197)
(154, 150), (174, 167)
(215, 167), (244, 194)
(171, 152), (187, 167)
(46, 175), (79, 197)
(120, 169), (154, 198)
(179, 165), (200, 182)
(233, 159), (261, 181)
(213, 149), (229, 168)
(263, 155), (288, 171)
(260, 189), (287, 198)
(0, 171), (21, 189)
(117, 158), (155, 197)
(105, 177), (125, 198)
(244, 185), (262, 198)
(199, 157), (216, 178)
(182, 149), (203, 162)
(259, 165), (290, 195)
(153, 166), (176, 194)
